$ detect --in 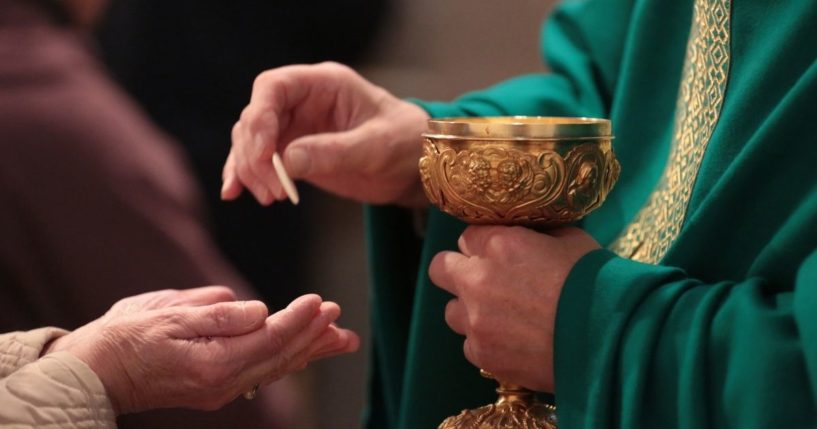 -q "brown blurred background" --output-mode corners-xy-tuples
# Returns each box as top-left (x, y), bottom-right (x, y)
(98, 0), (556, 427)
